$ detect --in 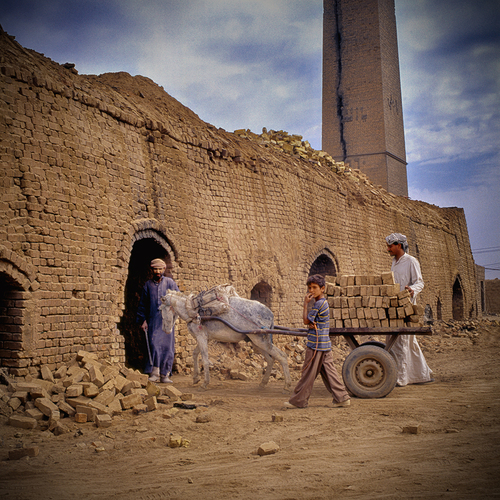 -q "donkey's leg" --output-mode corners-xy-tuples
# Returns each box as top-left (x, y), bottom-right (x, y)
(195, 331), (211, 389)
(188, 323), (202, 385)
(252, 345), (275, 387)
(271, 344), (292, 390)
(188, 323), (208, 386)
(250, 335), (292, 391)
(192, 344), (201, 385)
